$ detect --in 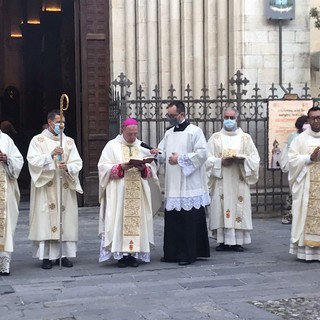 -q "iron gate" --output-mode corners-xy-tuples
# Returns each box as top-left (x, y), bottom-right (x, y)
(110, 70), (319, 215)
